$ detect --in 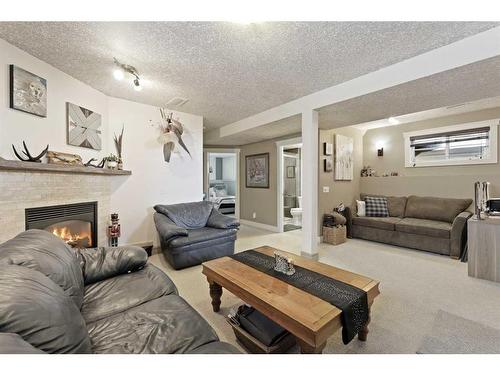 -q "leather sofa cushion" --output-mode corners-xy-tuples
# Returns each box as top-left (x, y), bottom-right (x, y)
(154, 201), (214, 229)
(169, 227), (238, 248)
(0, 229), (84, 308)
(188, 341), (241, 354)
(352, 216), (402, 231)
(395, 218), (452, 239)
(0, 264), (91, 353)
(0, 333), (45, 354)
(405, 195), (472, 223)
(87, 294), (222, 354)
(361, 193), (407, 218)
(81, 264), (178, 324)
